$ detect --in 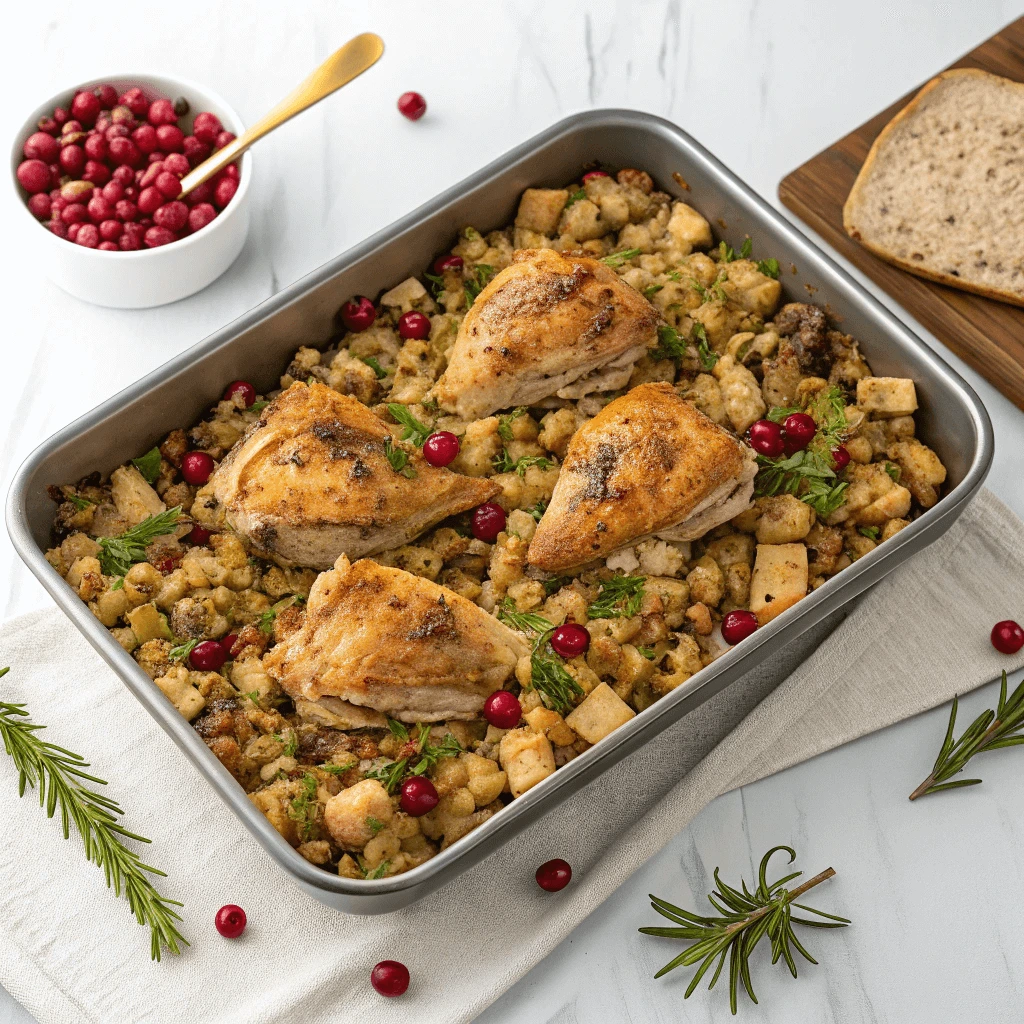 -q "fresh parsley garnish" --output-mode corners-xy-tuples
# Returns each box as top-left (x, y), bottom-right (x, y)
(756, 257), (780, 279)
(497, 406), (527, 442)
(542, 575), (569, 595)
(858, 526), (880, 540)
(365, 725), (463, 793)
(884, 461), (901, 482)
(275, 731), (298, 757)
(691, 322), (718, 370)
(97, 507), (182, 577)
(424, 271), (447, 298)
(365, 816), (385, 836)
(601, 248), (642, 268)
(387, 403), (432, 446)
(387, 718), (409, 741)
(492, 449), (552, 476)
(717, 240), (736, 263)
(650, 323), (717, 370)
(565, 188), (587, 208)
(637, 646), (657, 660)
(250, 400), (270, 413)
(643, 283), (664, 298)
(464, 264), (496, 306)
(739, 237), (753, 259)
(755, 450), (849, 518)
(527, 500), (548, 522)
(711, 273), (729, 303)
(361, 859), (390, 880)
(131, 447), (162, 485)
(667, 271), (682, 282)
(766, 405), (801, 423)
(258, 595), (304, 636)
(168, 638), (199, 663)
(384, 436), (416, 479)
(588, 574), (646, 619)
(360, 356), (390, 380)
